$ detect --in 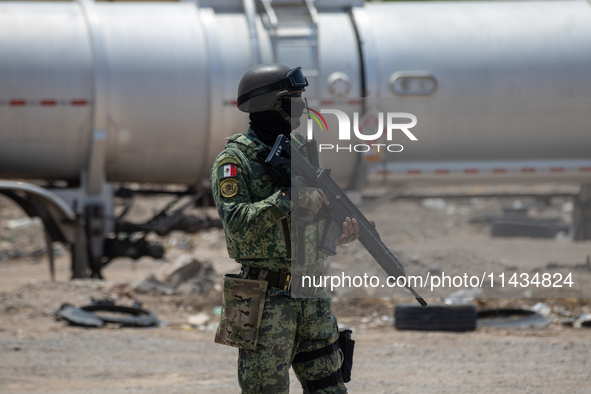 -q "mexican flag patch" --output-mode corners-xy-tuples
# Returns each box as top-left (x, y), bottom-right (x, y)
(219, 164), (237, 178)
